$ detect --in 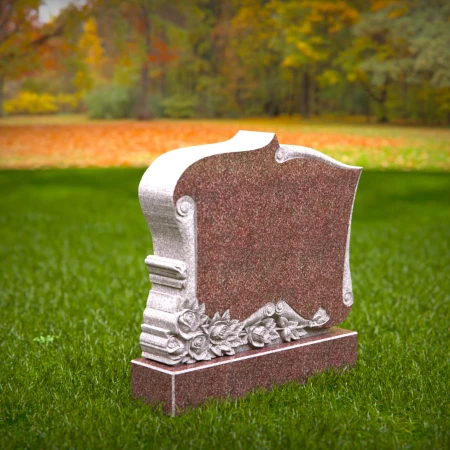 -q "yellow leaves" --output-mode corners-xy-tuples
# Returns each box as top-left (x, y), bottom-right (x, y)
(301, 0), (359, 29)
(78, 17), (105, 87)
(296, 41), (322, 61)
(3, 91), (79, 115)
(149, 66), (163, 79)
(274, 0), (359, 66)
(371, 0), (400, 12)
(298, 22), (312, 35)
(4, 92), (57, 114)
(282, 56), (296, 67)
(369, 0), (409, 17)
(56, 94), (78, 110)
(388, 4), (409, 18)
(317, 70), (341, 87)
(74, 69), (93, 95)
(328, 22), (343, 34)
(79, 18), (104, 67)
